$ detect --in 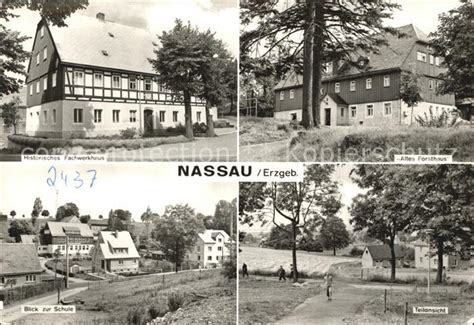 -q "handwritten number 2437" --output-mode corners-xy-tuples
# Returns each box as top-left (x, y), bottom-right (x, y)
(47, 166), (97, 188)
